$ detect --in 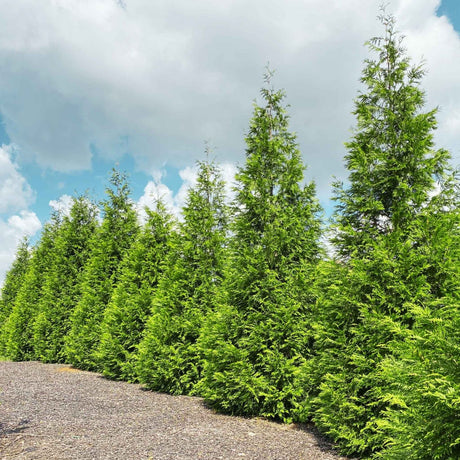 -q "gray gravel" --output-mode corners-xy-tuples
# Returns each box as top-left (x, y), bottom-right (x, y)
(0, 361), (347, 460)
